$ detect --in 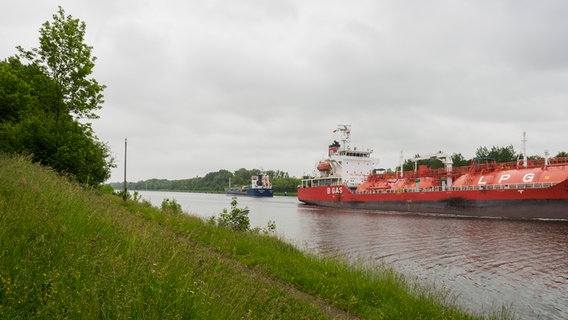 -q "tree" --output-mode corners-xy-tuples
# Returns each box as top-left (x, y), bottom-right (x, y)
(475, 145), (517, 163)
(399, 154), (419, 171)
(271, 177), (300, 193)
(202, 169), (233, 191)
(1, 107), (113, 186)
(17, 6), (105, 120)
(397, 154), (442, 171)
(555, 151), (568, 158)
(451, 153), (470, 167)
(0, 57), (58, 124)
(527, 155), (543, 161)
(234, 168), (256, 186)
(0, 8), (114, 186)
(216, 197), (250, 232)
